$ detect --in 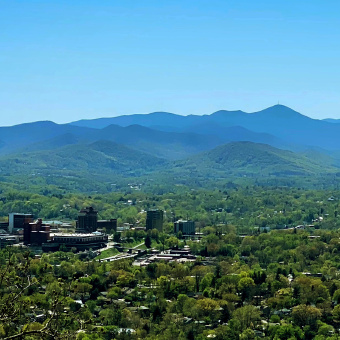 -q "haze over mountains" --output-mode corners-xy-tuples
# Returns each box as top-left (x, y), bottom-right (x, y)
(71, 105), (340, 152)
(1, 104), (340, 191)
